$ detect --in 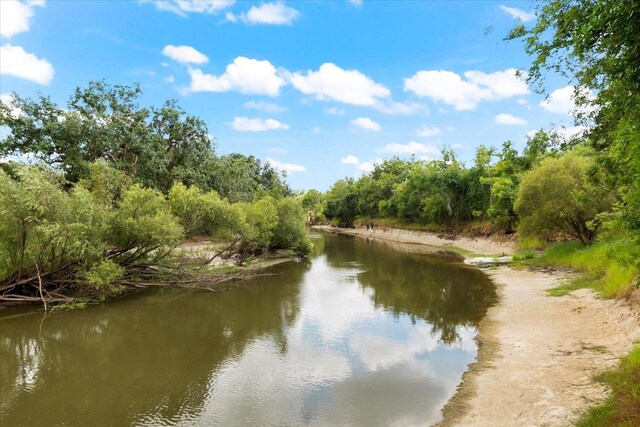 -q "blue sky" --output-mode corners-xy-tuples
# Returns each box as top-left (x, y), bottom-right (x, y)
(0, 0), (581, 191)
